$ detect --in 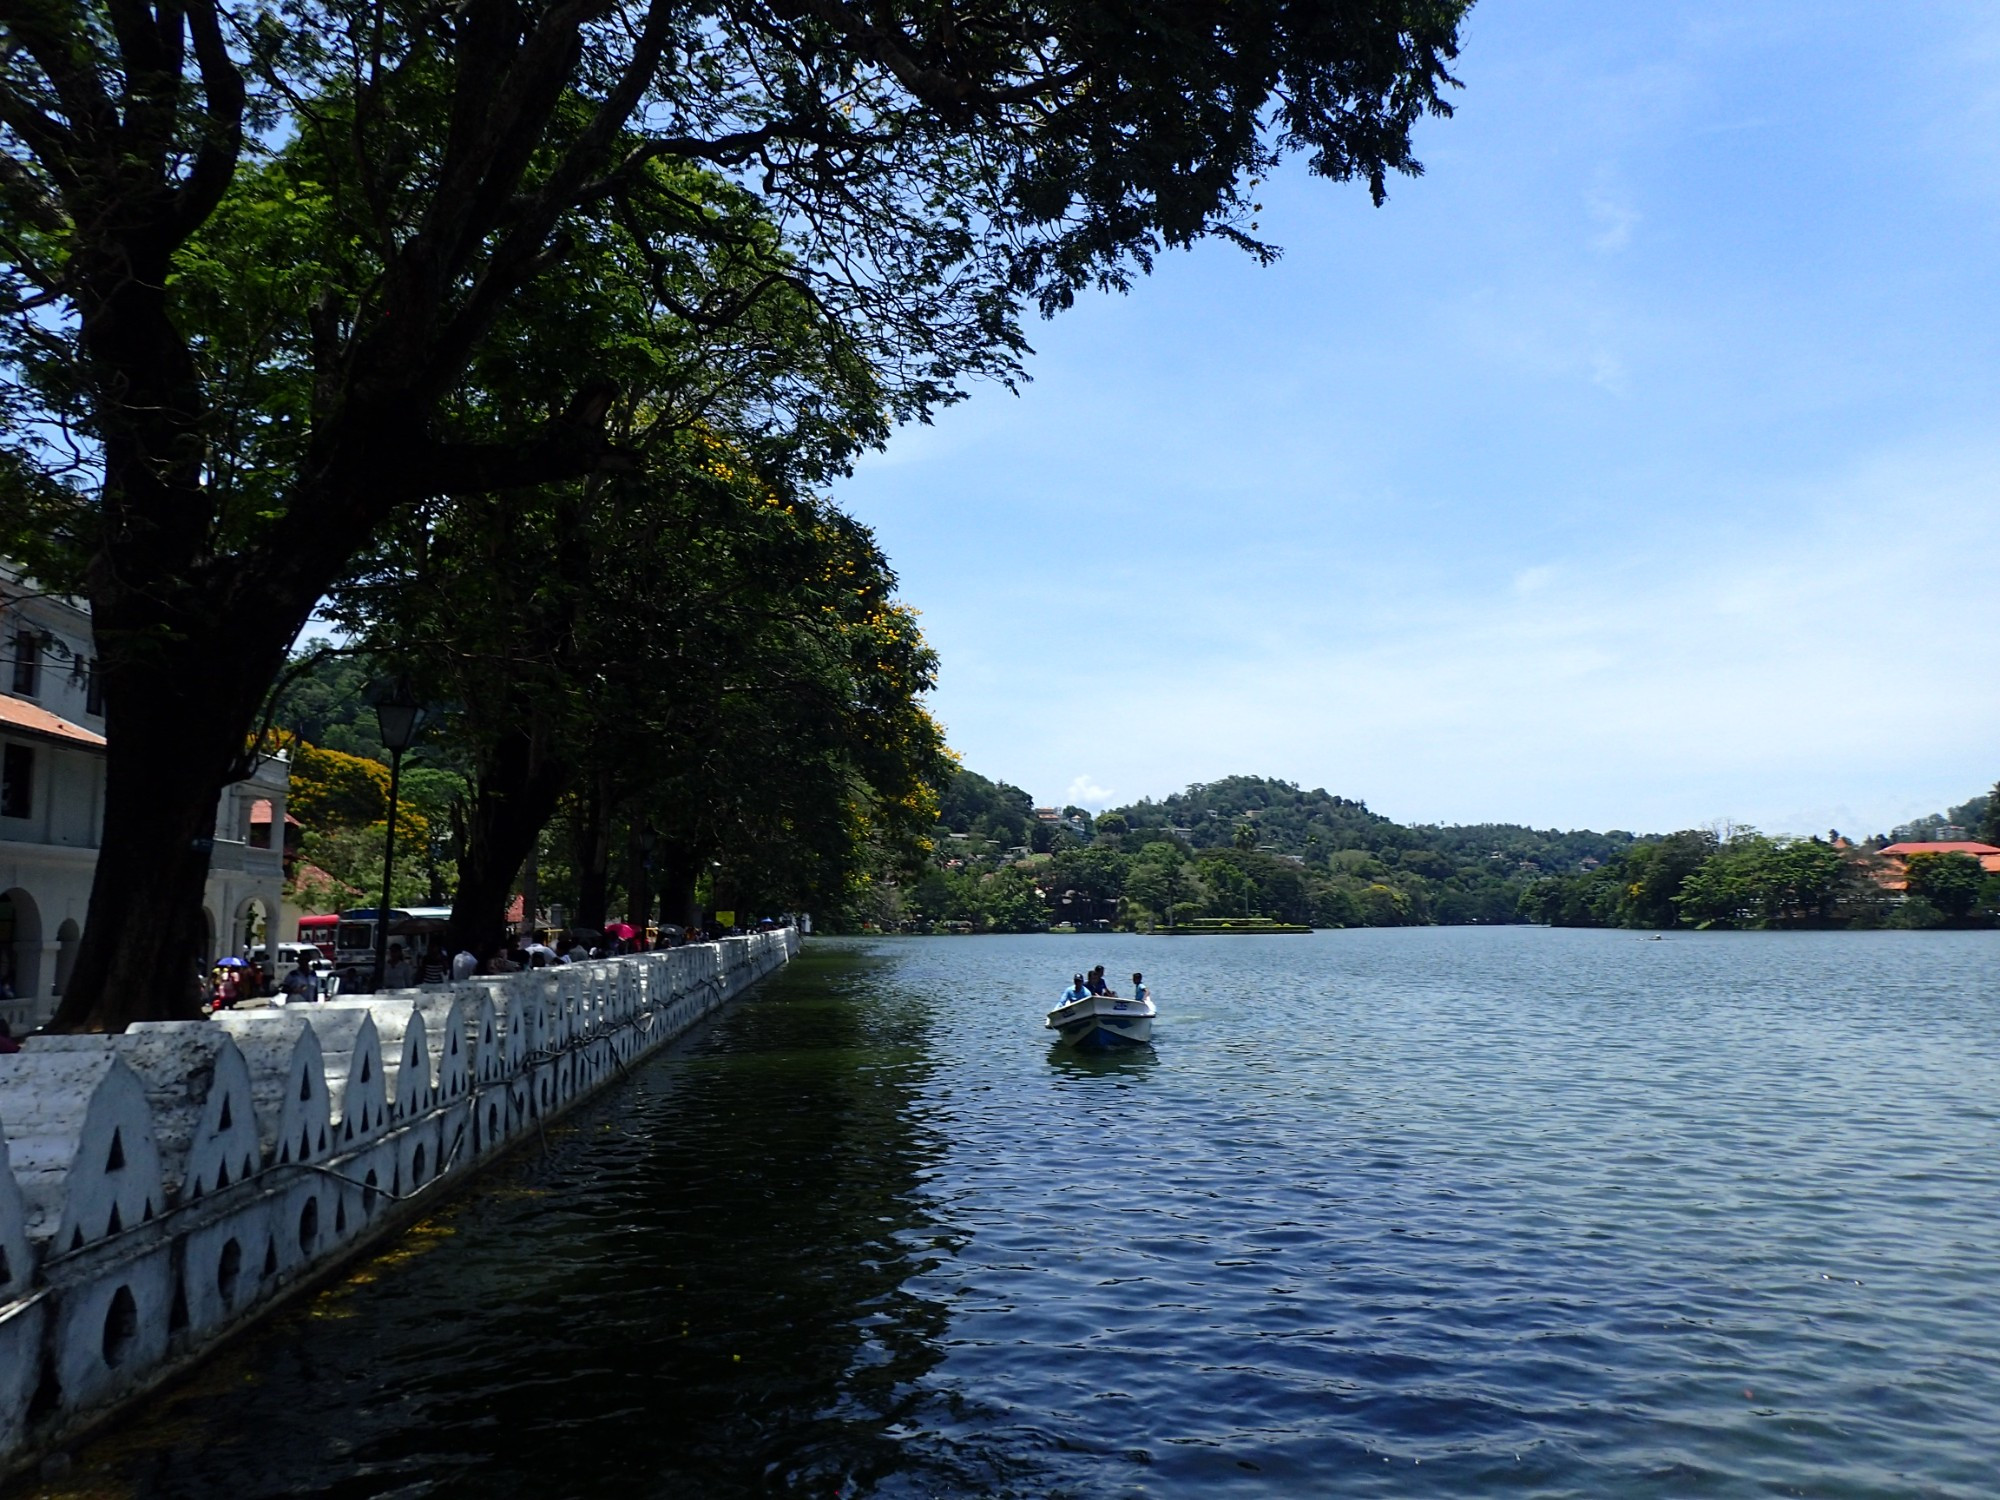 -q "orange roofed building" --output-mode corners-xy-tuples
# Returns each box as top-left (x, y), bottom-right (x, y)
(1874, 840), (2000, 891)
